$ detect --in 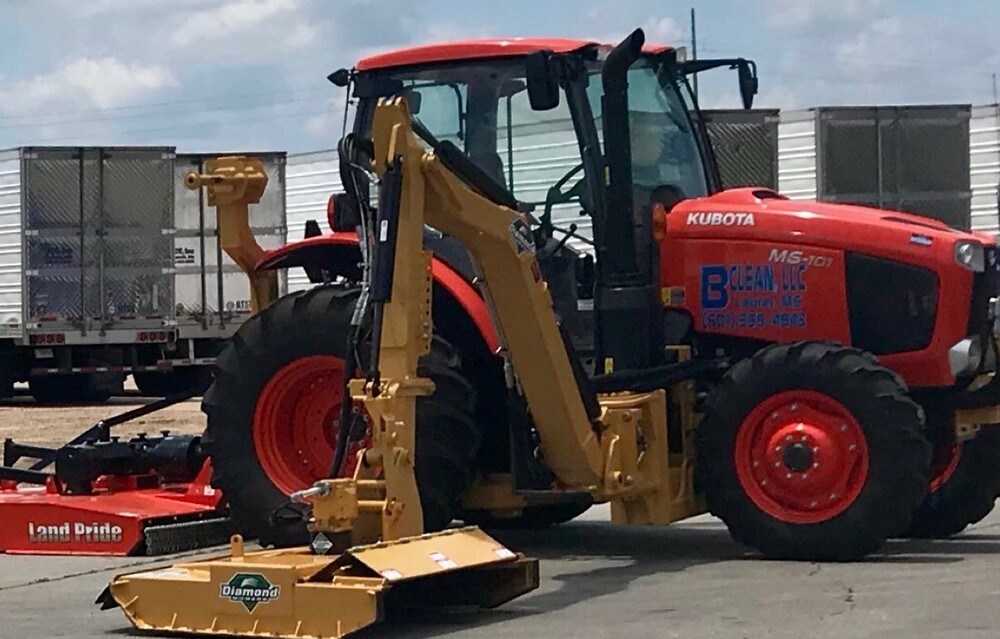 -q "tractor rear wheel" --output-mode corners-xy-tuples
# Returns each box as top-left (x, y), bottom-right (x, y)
(697, 341), (930, 561)
(202, 285), (485, 547)
(904, 429), (1000, 538)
